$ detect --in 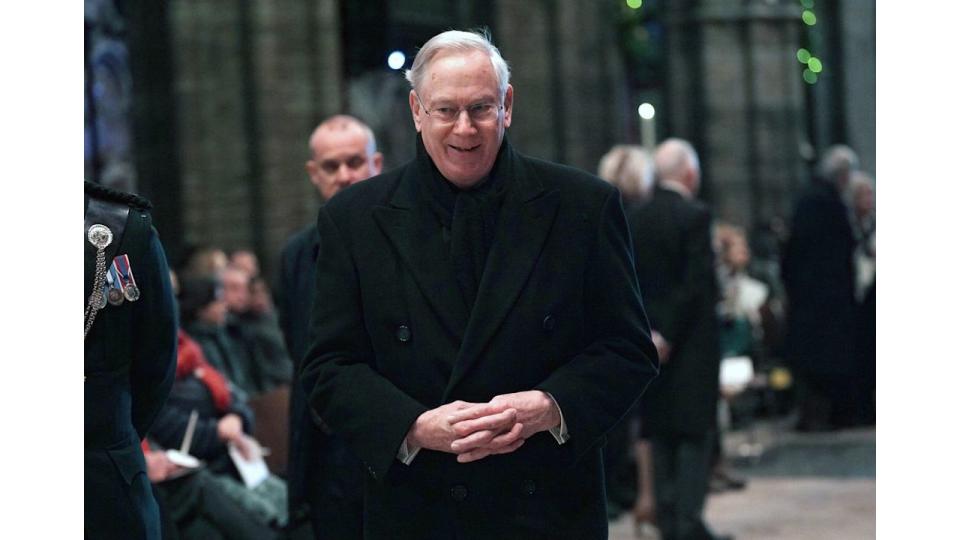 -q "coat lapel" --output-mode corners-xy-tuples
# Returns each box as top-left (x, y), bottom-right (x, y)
(444, 157), (560, 398)
(373, 165), (469, 342)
